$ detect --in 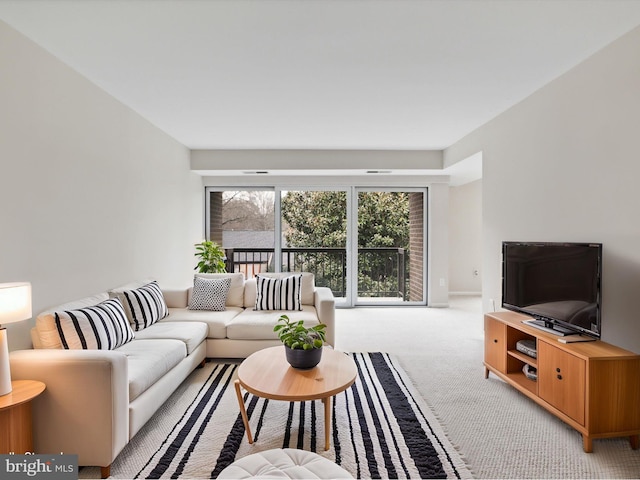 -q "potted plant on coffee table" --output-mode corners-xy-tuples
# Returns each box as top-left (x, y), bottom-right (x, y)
(274, 314), (327, 369)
